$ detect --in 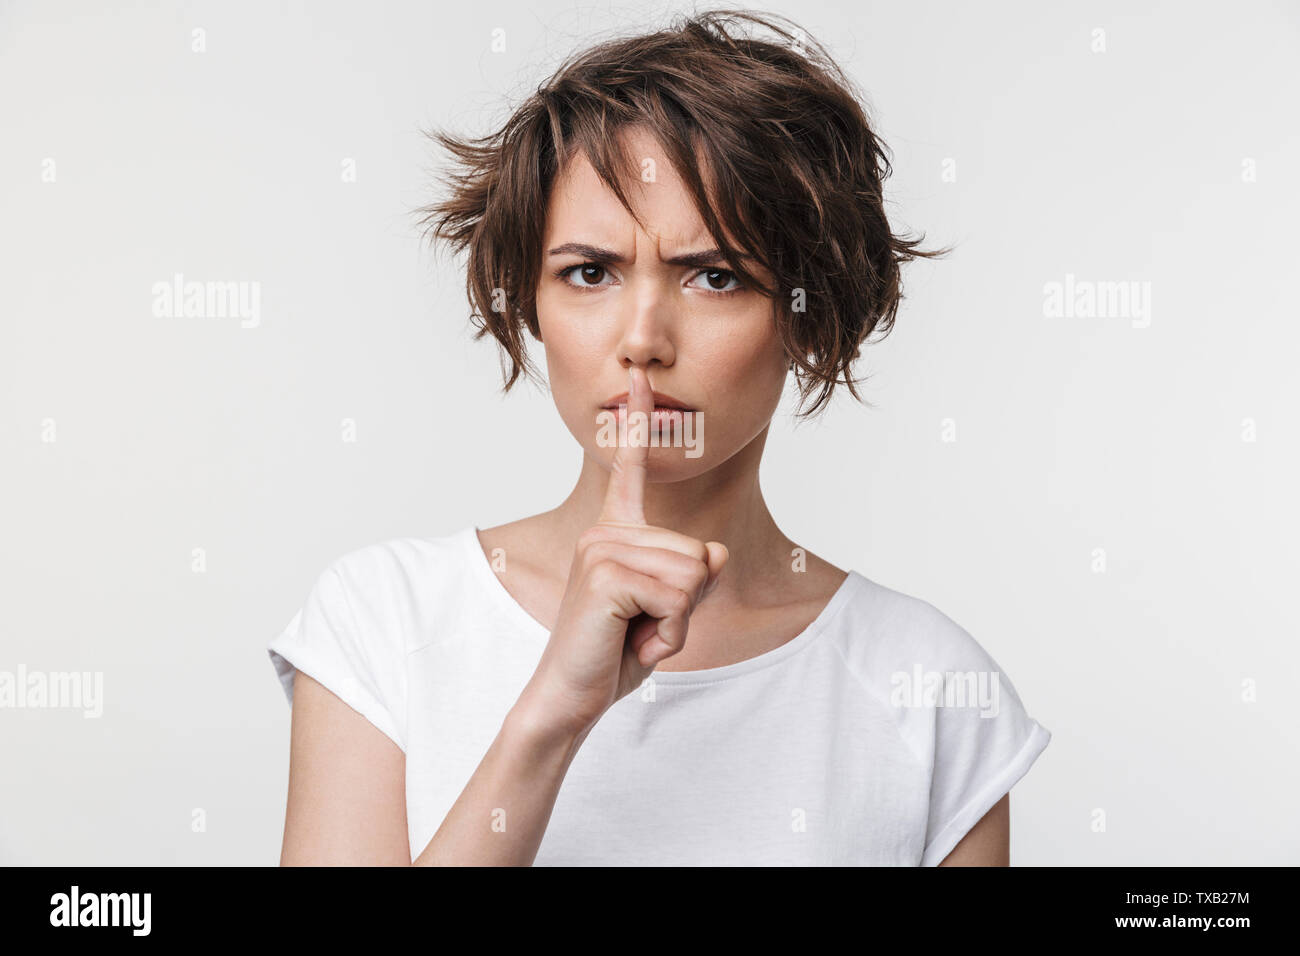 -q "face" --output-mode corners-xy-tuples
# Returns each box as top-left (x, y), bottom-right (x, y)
(535, 125), (790, 482)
